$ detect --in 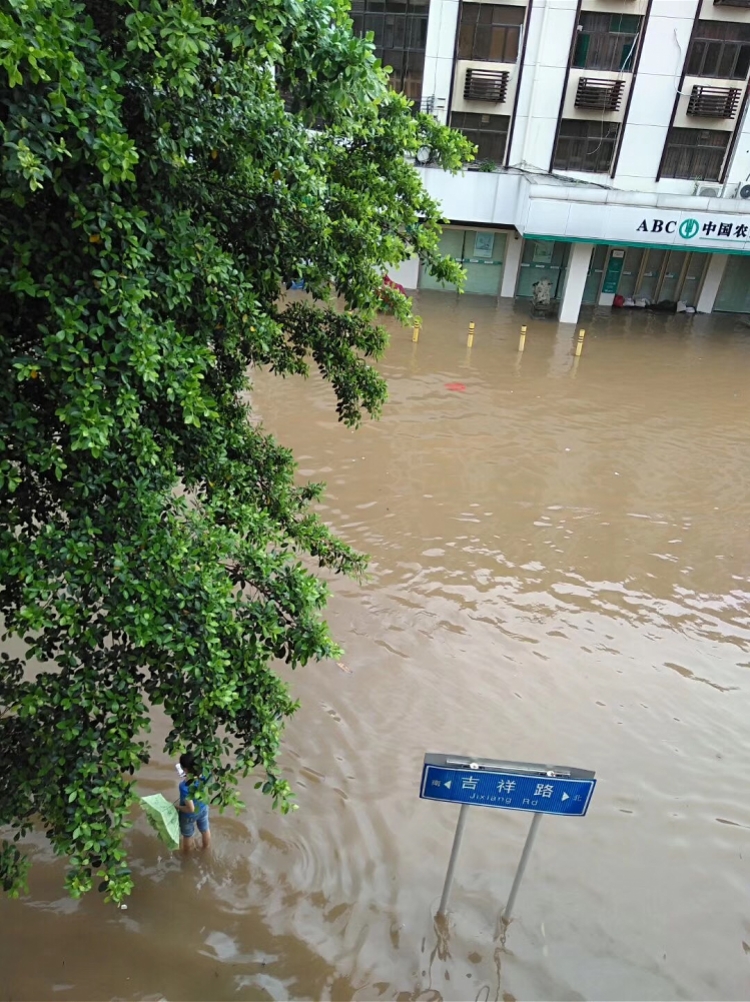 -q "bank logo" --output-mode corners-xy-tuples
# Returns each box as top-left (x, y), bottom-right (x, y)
(679, 218), (700, 240)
